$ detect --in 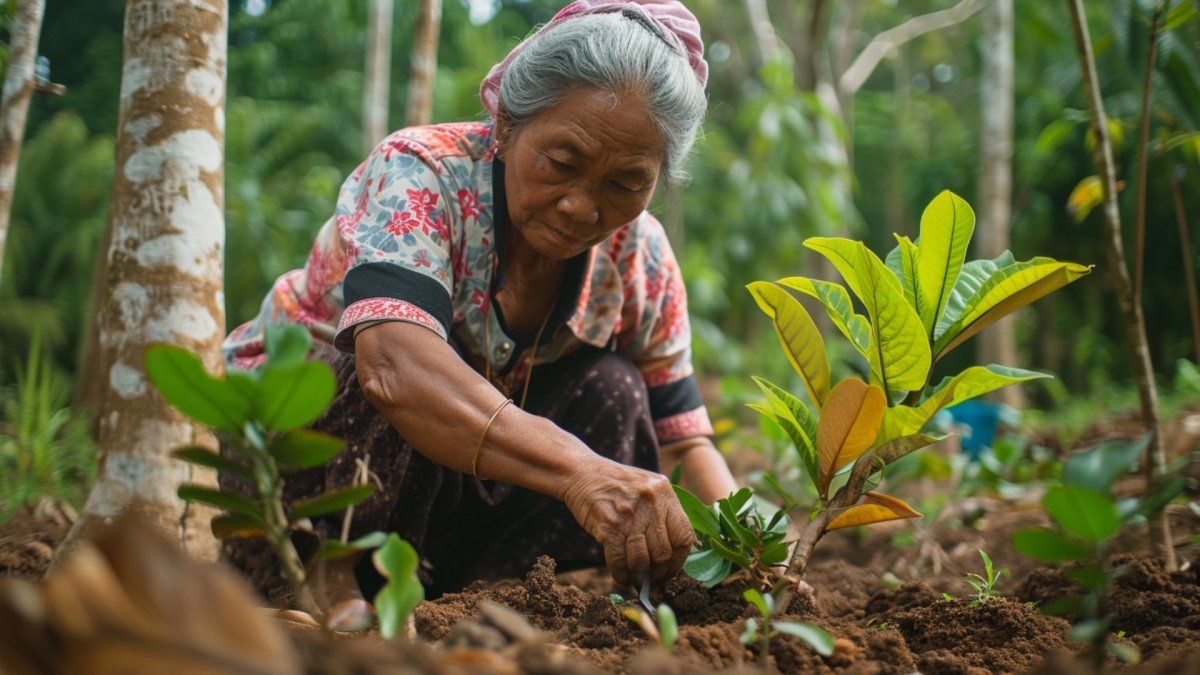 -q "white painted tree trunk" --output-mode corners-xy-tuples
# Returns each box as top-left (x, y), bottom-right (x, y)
(0, 0), (47, 283)
(405, 0), (441, 127)
(364, 0), (393, 153)
(56, 0), (229, 564)
(977, 0), (1023, 408)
